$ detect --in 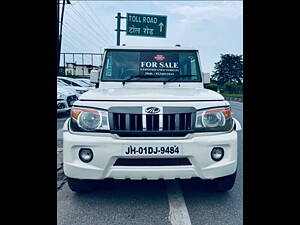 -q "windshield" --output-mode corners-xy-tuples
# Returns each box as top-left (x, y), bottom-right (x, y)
(57, 80), (69, 86)
(101, 50), (202, 82)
